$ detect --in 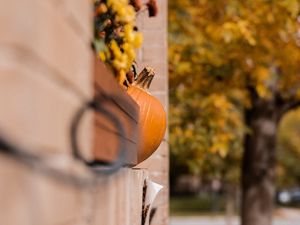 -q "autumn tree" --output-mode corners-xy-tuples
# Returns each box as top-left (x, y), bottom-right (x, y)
(169, 1), (300, 225)
(277, 108), (300, 188)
